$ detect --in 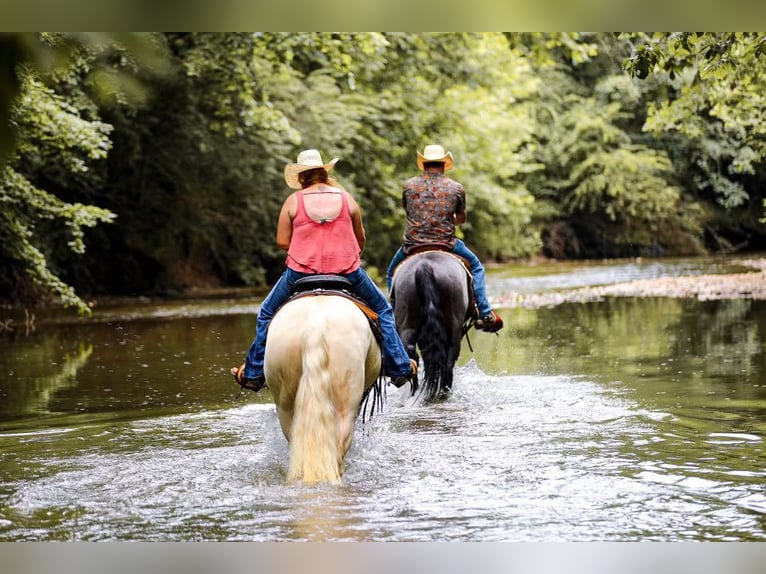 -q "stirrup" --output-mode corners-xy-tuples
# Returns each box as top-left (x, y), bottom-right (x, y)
(391, 359), (418, 388)
(239, 375), (266, 393)
(475, 310), (503, 333)
(232, 363), (266, 396)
